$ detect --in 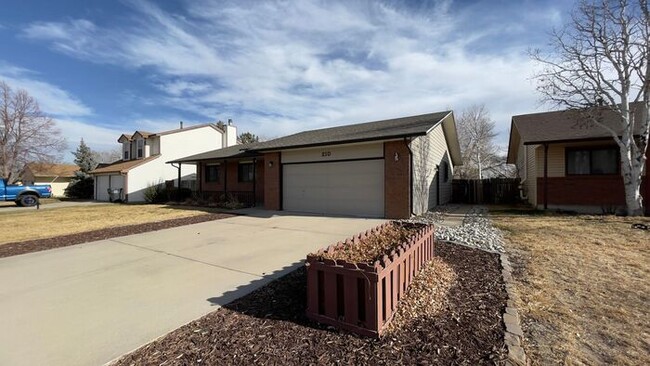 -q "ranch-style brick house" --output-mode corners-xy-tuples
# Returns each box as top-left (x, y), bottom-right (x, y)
(169, 111), (462, 219)
(507, 105), (650, 214)
(91, 121), (237, 202)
